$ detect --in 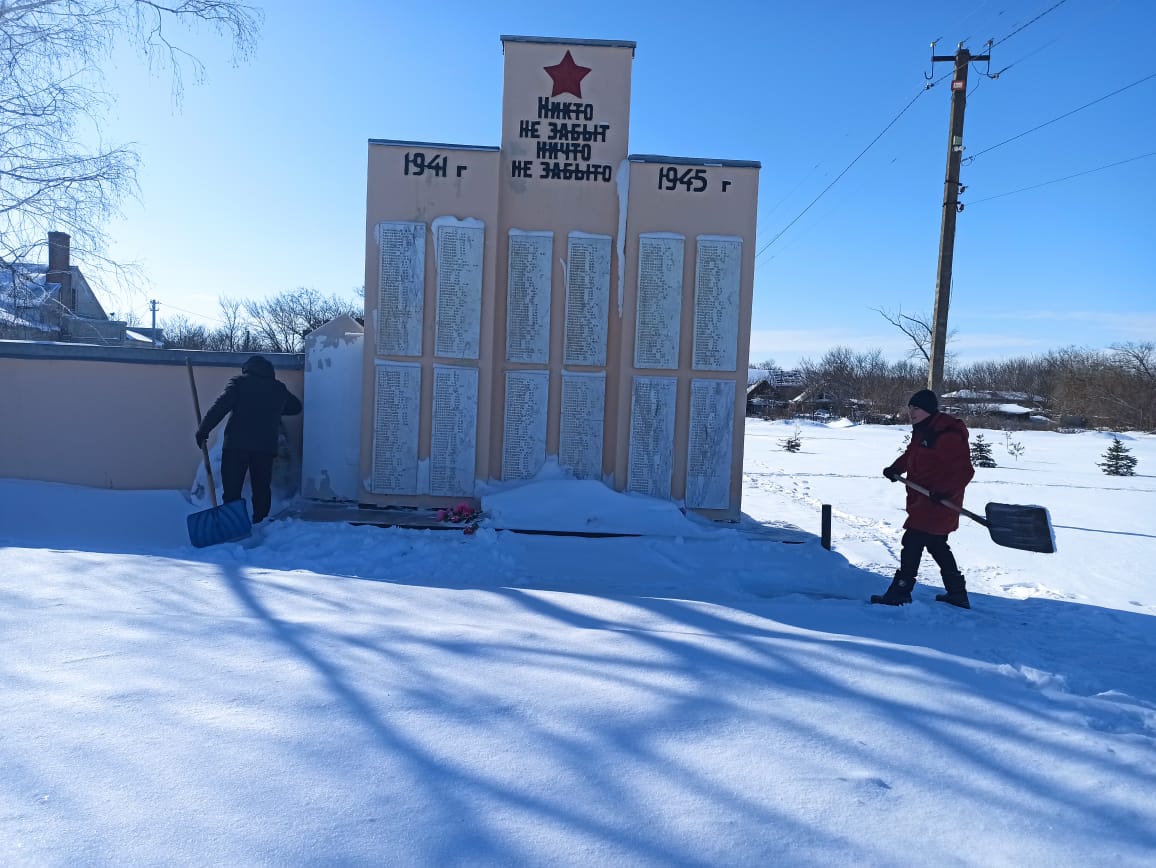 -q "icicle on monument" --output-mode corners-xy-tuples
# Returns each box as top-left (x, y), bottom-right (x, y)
(357, 36), (759, 521)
